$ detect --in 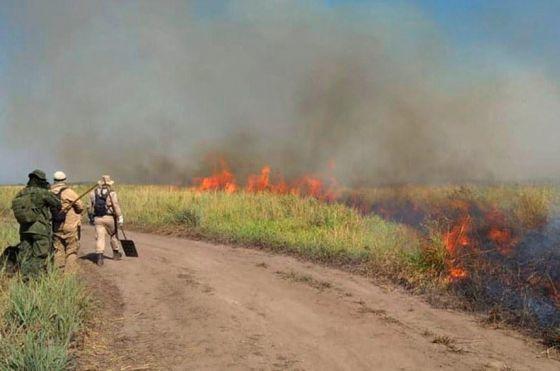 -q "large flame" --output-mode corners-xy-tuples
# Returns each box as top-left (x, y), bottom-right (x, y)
(195, 161), (338, 200)
(193, 161), (237, 193)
